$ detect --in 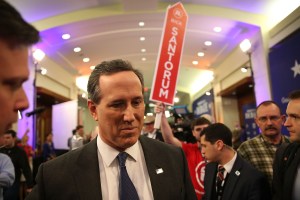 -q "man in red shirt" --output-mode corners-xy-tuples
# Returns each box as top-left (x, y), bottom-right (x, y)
(155, 103), (211, 199)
